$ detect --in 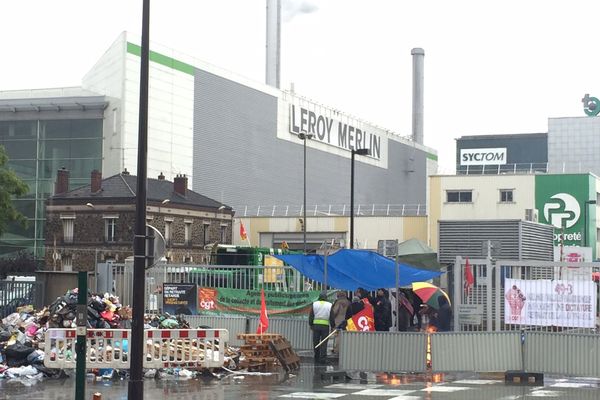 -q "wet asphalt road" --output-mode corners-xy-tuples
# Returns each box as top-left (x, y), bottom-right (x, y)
(2, 359), (600, 399)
